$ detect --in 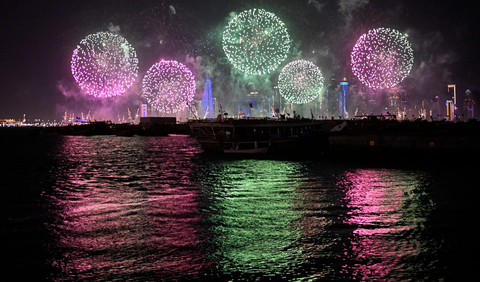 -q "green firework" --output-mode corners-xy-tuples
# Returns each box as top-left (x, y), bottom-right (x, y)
(223, 8), (290, 75)
(278, 60), (324, 104)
